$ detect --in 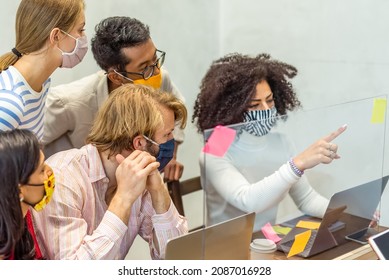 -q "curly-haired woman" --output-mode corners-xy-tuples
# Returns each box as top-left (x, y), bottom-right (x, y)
(193, 53), (346, 231)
